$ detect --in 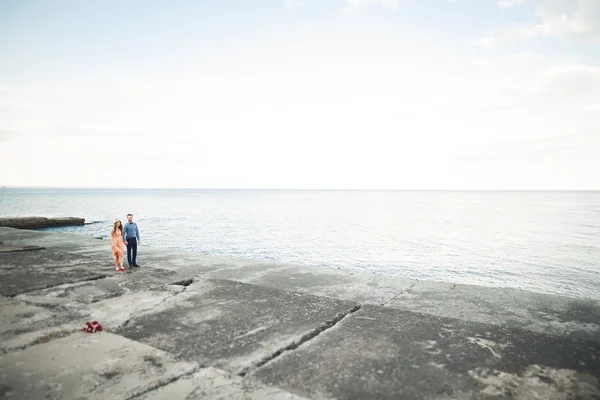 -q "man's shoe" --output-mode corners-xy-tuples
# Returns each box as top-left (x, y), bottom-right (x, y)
(133, 264), (140, 268)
